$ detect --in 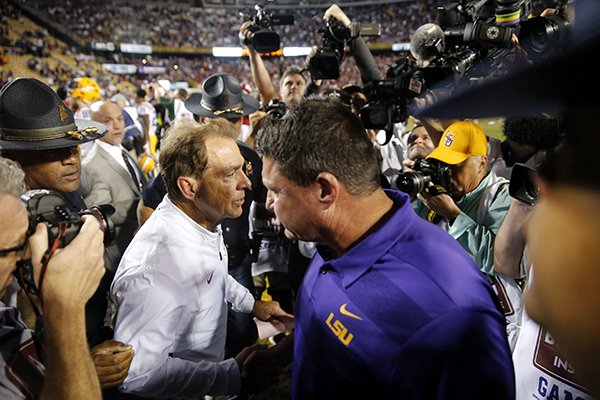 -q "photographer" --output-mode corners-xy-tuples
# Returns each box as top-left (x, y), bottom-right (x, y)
(414, 120), (511, 276)
(0, 156), (104, 399)
(0, 78), (134, 391)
